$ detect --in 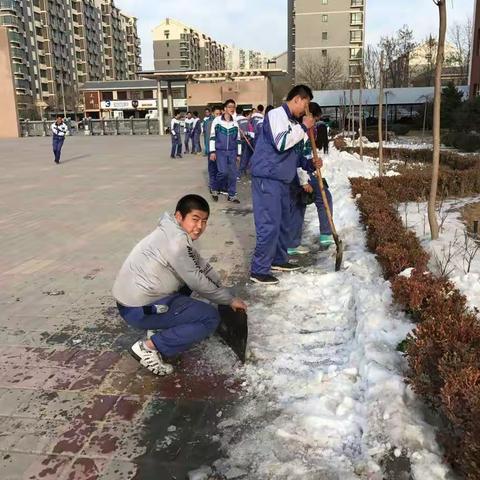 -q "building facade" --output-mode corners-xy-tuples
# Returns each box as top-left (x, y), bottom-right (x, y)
(152, 18), (226, 72)
(225, 45), (274, 70)
(0, 0), (141, 119)
(288, 0), (366, 87)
